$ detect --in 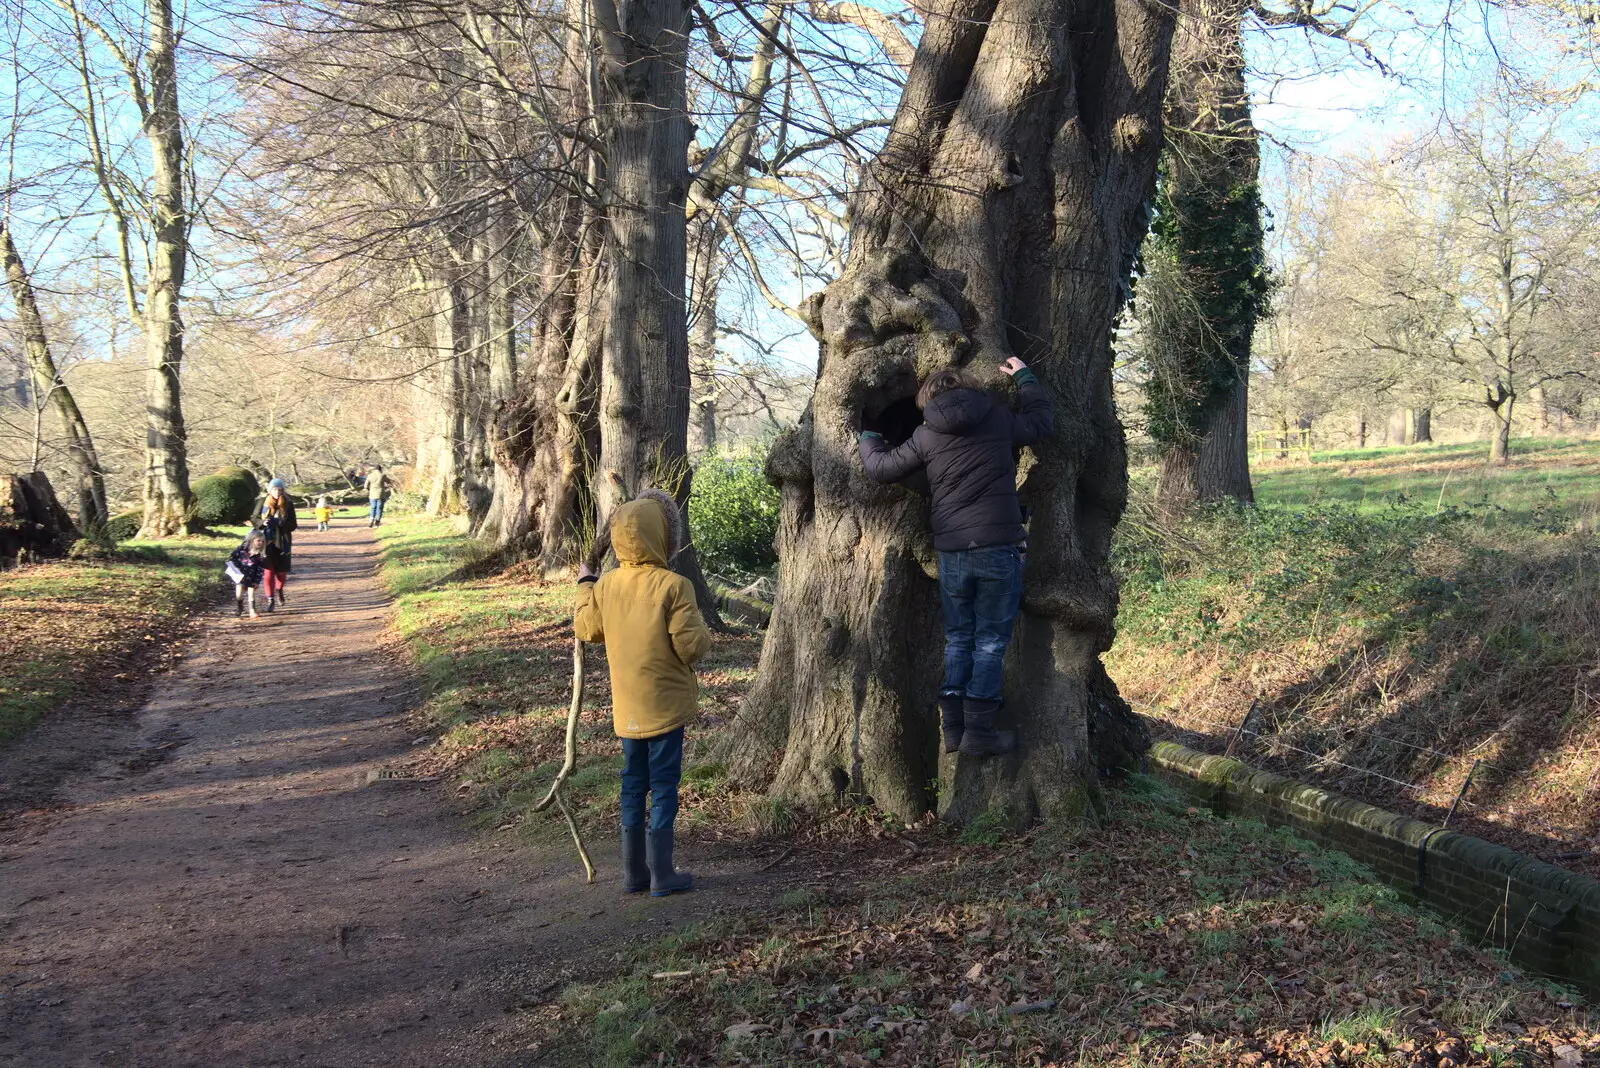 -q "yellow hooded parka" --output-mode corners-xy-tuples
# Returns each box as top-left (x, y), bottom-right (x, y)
(574, 498), (712, 739)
